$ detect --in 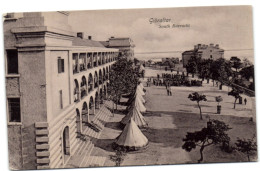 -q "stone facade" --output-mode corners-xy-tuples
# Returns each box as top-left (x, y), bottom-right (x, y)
(4, 12), (119, 170)
(101, 37), (135, 60)
(182, 43), (224, 67)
